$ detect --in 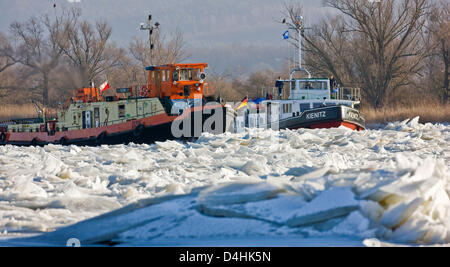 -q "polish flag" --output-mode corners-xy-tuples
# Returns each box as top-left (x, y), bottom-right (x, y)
(99, 81), (110, 93)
